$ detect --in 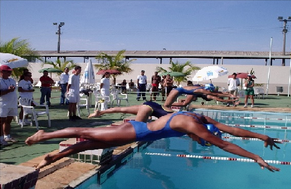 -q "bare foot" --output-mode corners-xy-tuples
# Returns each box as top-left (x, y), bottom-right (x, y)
(36, 154), (53, 170)
(88, 110), (102, 118)
(25, 130), (45, 145)
(234, 100), (240, 106)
